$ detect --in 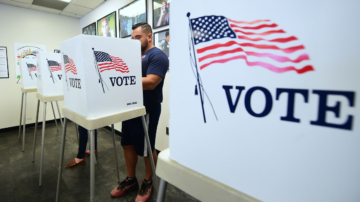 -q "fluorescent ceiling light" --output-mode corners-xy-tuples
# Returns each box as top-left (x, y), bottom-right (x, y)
(59, 0), (71, 2)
